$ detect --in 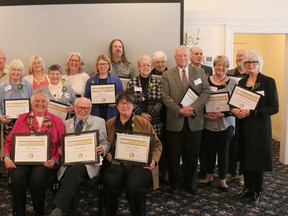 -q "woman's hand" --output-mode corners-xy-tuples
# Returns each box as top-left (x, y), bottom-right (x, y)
(141, 113), (152, 121)
(204, 112), (223, 121)
(96, 145), (104, 155)
(66, 105), (74, 113)
(106, 152), (113, 162)
(4, 157), (16, 169)
(43, 159), (55, 169)
(144, 160), (156, 170)
(0, 115), (12, 124)
(231, 108), (250, 119)
(58, 147), (62, 156)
